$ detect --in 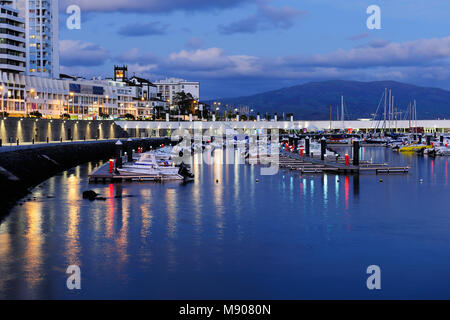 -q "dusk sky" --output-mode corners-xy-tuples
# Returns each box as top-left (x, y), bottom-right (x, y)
(58, 0), (450, 99)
